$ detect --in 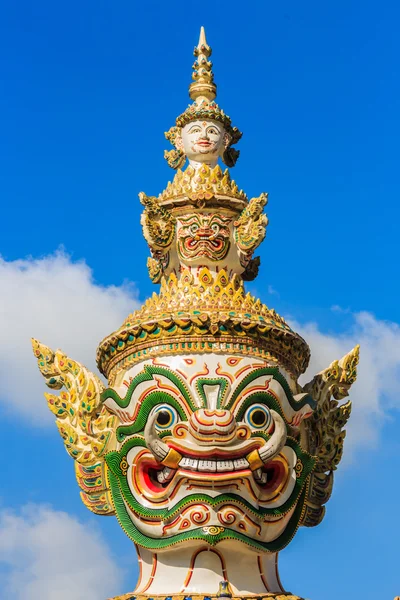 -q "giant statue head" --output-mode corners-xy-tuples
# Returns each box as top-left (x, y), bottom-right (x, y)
(32, 27), (359, 600)
(101, 353), (315, 554)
